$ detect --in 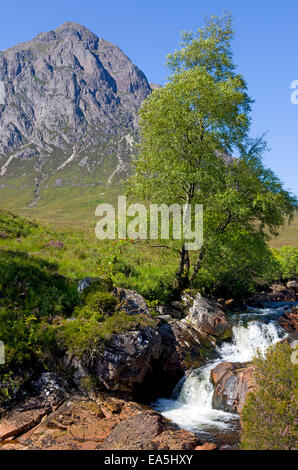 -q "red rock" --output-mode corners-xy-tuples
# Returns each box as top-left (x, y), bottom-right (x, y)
(278, 306), (298, 333)
(211, 362), (255, 413)
(194, 442), (217, 450)
(0, 407), (49, 442)
(1, 394), (199, 451)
